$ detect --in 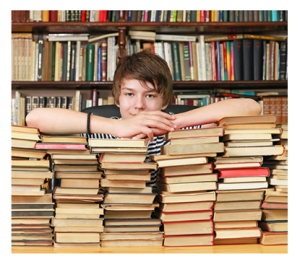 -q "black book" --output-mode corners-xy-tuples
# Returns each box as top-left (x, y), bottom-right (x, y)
(31, 96), (39, 110)
(191, 10), (197, 22)
(279, 41), (287, 80)
(46, 97), (50, 108)
(56, 97), (62, 108)
(131, 11), (137, 22)
(70, 42), (76, 81)
(235, 11), (239, 22)
(157, 10), (161, 22)
(67, 97), (73, 109)
(25, 96), (32, 118)
(278, 10), (285, 21)
(167, 10), (171, 22)
(137, 10), (142, 22)
(253, 39), (263, 80)
(148, 10), (152, 22)
(65, 10), (70, 22)
(233, 39), (243, 81)
(263, 10), (268, 22)
(285, 10), (288, 21)
(61, 96), (67, 109)
(39, 96), (46, 108)
(141, 10), (145, 22)
(70, 10), (75, 22)
(78, 10), (81, 22)
(85, 10), (90, 22)
(37, 34), (44, 81)
(62, 42), (67, 81)
(50, 97), (56, 108)
(107, 11), (112, 22)
(242, 39), (254, 80)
